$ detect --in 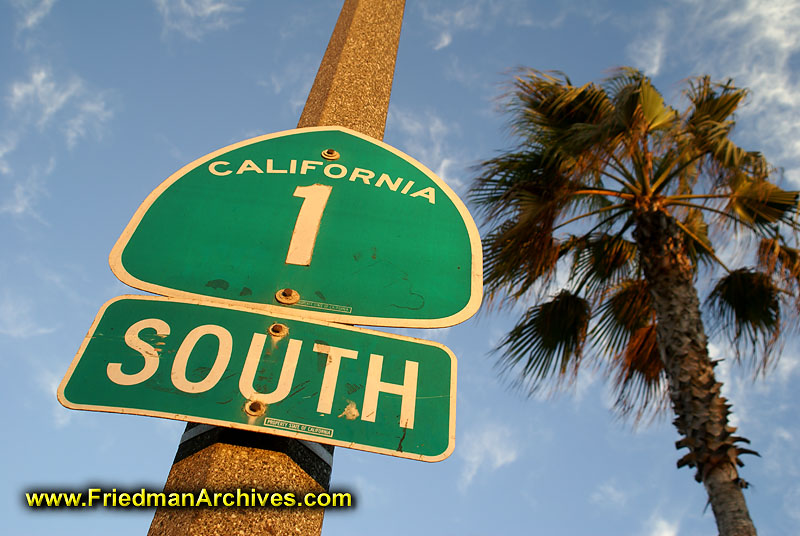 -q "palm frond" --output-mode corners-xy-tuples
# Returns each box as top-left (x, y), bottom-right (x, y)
(506, 69), (640, 189)
(602, 67), (644, 98)
(757, 235), (800, 324)
(589, 276), (666, 422)
(639, 79), (678, 131)
(685, 76), (772, 184)
(591, 279), (653, 357)
(495, 291), (590, 394)
(469, 150), (567, 219)
(686, 76), (745, 123)
(570, 233), (638, 296)
(608, 323), (668, 423)
(609, 72), (643, 131)
(706, 269), (782, 370)
(482, 220), (561, 299)
(679, 208), (714, 268)
(509, 70), (612, 147)
(726, 179), (799, 231)
(758, 235), (800, 289)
